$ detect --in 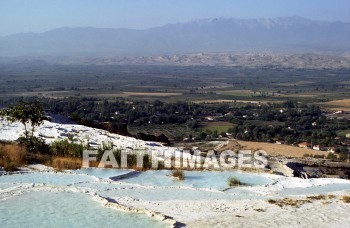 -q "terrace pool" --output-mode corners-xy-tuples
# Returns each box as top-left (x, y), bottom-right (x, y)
(278, 183), (350, 196)
(0, 172), (97, 186)
(72, 168), (134, 179)
(0, 191), (165, 228)
(118, 170), (273, 190)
